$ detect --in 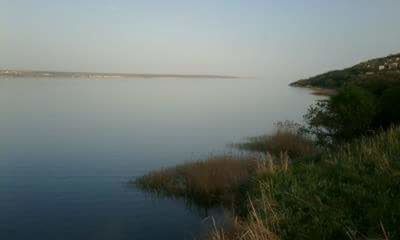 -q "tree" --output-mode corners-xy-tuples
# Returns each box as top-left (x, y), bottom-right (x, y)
(305, 86), (377, 145)
(378, 87), (400, 127)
